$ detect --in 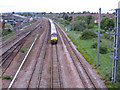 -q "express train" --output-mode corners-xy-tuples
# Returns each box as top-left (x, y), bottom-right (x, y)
(49, 19), (58, 44)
